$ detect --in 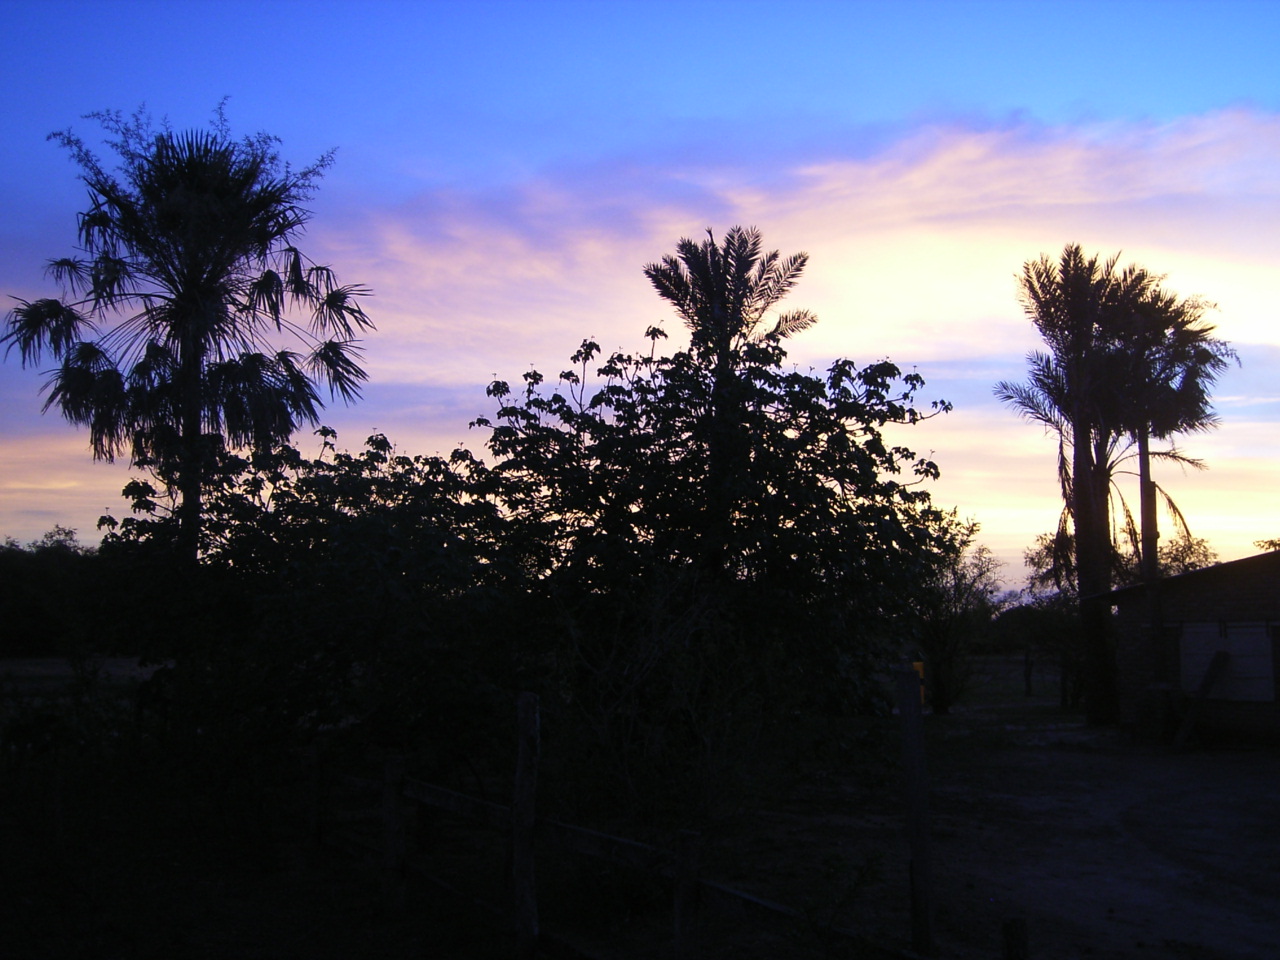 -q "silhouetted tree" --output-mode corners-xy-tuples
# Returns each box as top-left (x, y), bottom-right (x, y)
(2, 105), (372, 562)
(1106, 285), (1233, 583)
(476, 228), (956, 814)
(1115, 532), (1218, 583)
(1, 527), (102, 656)
(995, 245), (1230, 723)
(642, 226), (818, 579)
(97, 429), (512, 753)
(913, 522), (1005, 714)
